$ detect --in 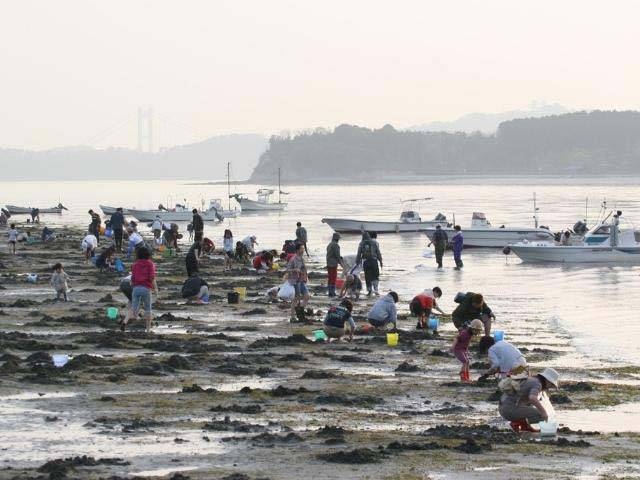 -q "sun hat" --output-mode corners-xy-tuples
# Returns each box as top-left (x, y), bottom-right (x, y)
(539, 367), (560, 389)
(470, 319), (483, 332)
